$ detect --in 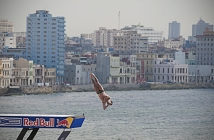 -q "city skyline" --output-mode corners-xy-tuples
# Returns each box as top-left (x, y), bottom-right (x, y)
(0, 0), (214, 39)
